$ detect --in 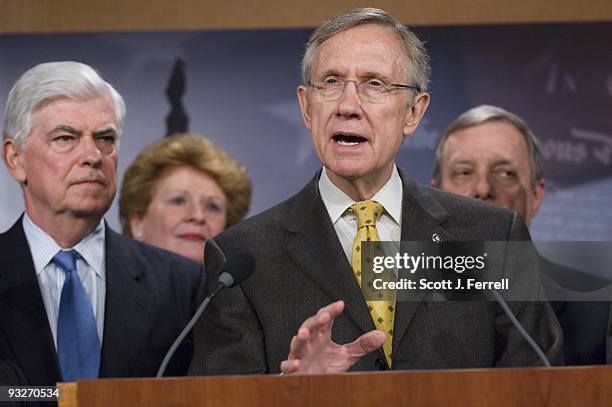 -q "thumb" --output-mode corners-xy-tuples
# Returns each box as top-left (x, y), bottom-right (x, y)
(346, 330), (386, 357)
